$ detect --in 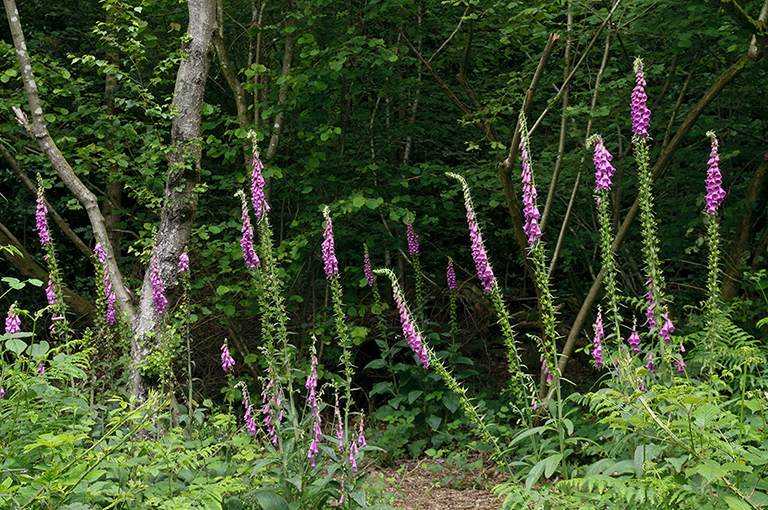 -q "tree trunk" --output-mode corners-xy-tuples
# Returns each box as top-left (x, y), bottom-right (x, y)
(130, 0), (216, 403)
